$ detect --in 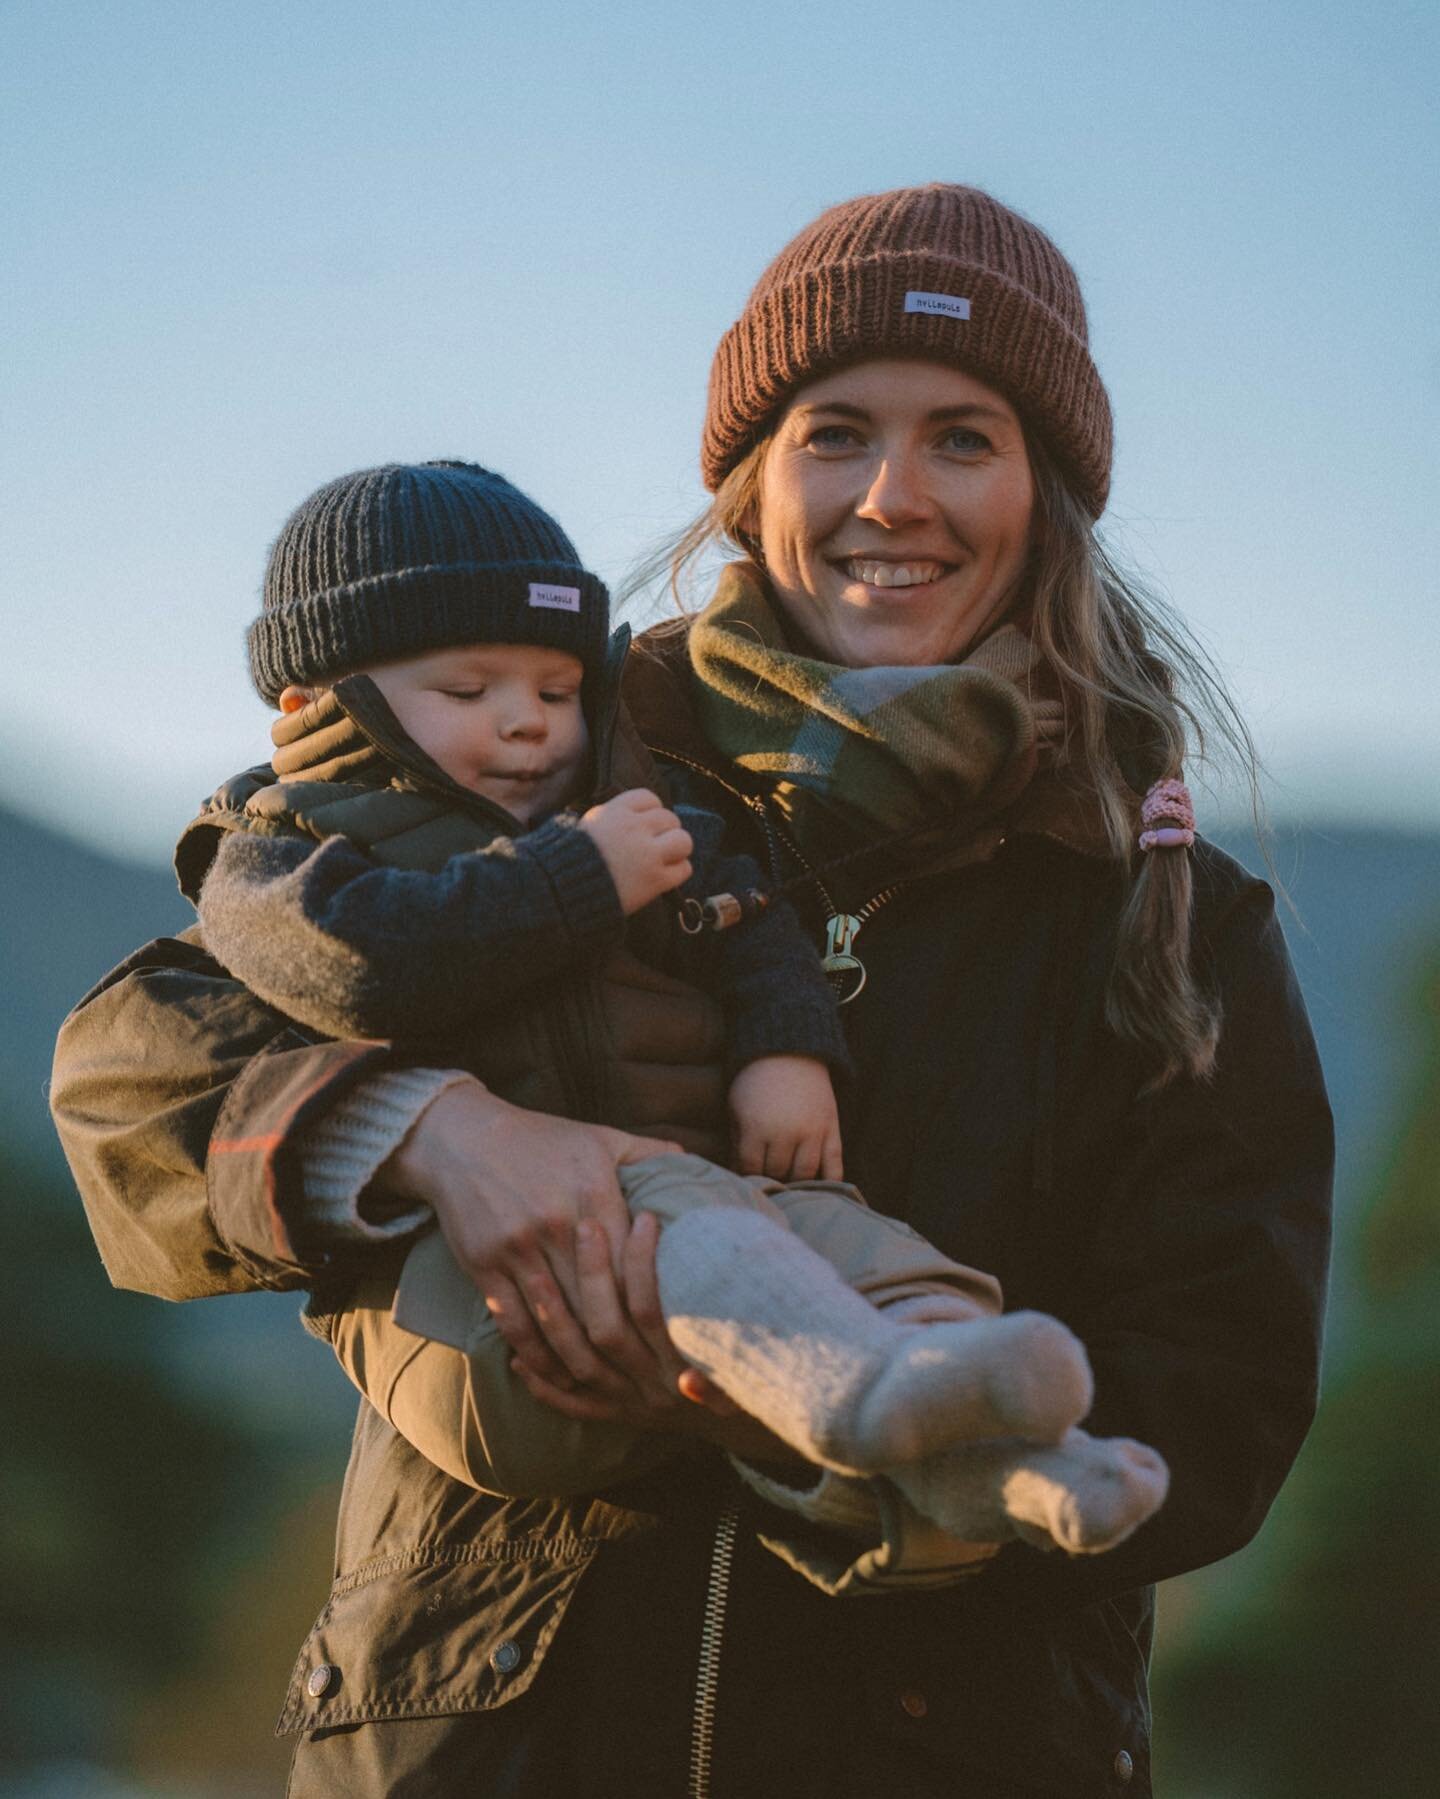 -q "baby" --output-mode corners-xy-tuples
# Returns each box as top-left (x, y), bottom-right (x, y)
(183, 459), (1167, 1555)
